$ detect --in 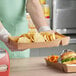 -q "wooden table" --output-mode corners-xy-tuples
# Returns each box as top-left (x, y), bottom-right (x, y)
(10, 57), (76, 76)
